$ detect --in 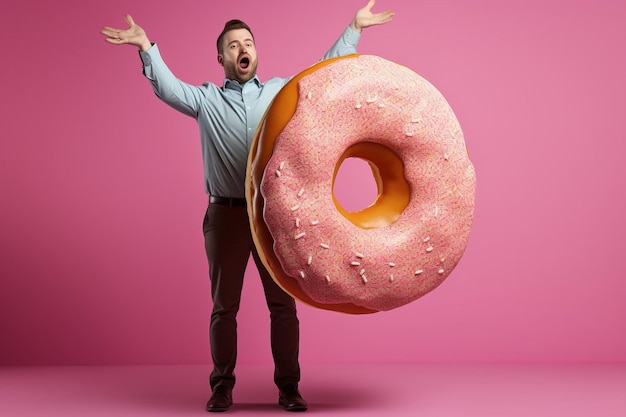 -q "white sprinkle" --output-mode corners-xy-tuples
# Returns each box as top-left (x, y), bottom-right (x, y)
(415, 270), (424, 275)
(405, 131), (415, 137)
(320, 243), (330, 249)
(299, 270), (305, 278)
(297, 188), (305, 197)
(355, 103), (362, 109)
(444, 153), (450, 161)
(290, 204), (300, 211)
(354, 252), (365, 259)
(434, 206), (439, 218)
(378, 103), (386, 108)
(325, 275), (331, 283)
(275, 170), (281, 177)
(411, 118), (420, 123)
(350, 261), (361, 266)
(440, 257), (446, 263)
(366, 96), (377, 104)
(295, 218), (301, 228)
(307, 91), (312, 100)
(307, 255), (313, 265)
(389, 262), (396, 267)
(310, 219), (320, 225)
(279, 161), (285, 170)
(294, 232), (306, 240)
(359, 269), (366, 276)
(423, 237), (431, 243)
(438, 269), (445, 274)
(426, 246), (434, 252)
(390, 274), (394, 282)
(361, 275), (368, 284)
